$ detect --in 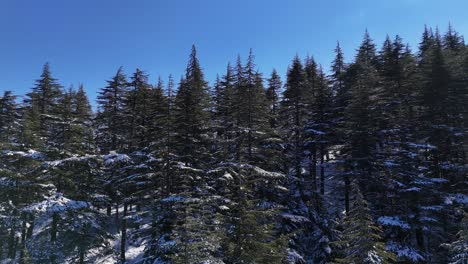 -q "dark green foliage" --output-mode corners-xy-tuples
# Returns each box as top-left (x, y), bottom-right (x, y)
(330, 185), (396, 264)
(96, 67), (128, 152)
(0, 91), (20, 144)
(173, 45), (212, 167)
(23, 63), (63, 148)
(443, 211), (468, 263)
